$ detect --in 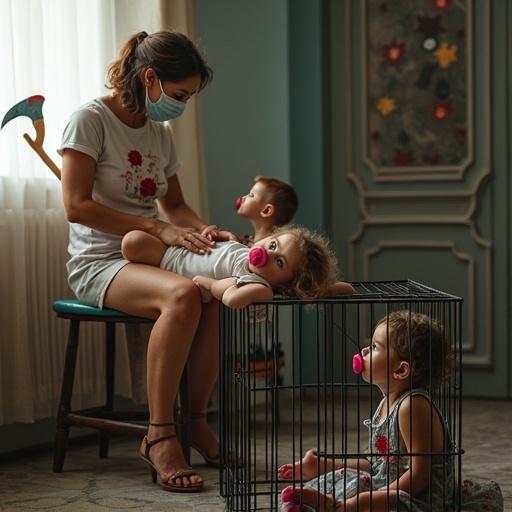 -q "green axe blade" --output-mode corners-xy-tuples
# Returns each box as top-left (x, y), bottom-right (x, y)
(1, 95), (45, 129)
